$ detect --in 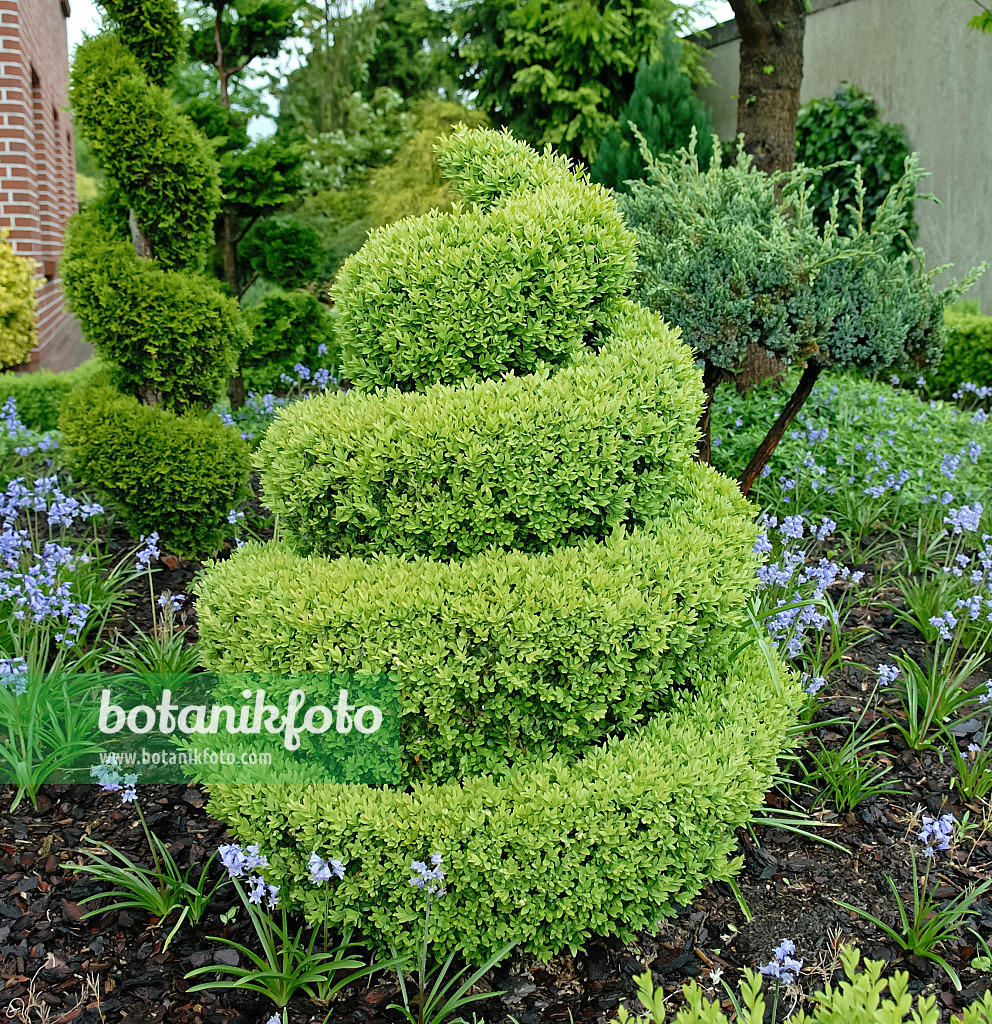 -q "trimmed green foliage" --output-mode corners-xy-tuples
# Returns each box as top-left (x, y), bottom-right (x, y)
(98, 0), (185, 85)
(59, 384), (251, 555)
(61, 212), (247, 412)
(198, 127), (793, 962)
(0, 361), (103, 432)
(335, 129), (636, 392)
(258, 300), (699, 559)
(70, 33), (220, 271)
(241, 218), (323, 290)
(0, 230), (38, 368)
(198, 462), (758, 782)
(926, 311), (992, 398)
(204, 640), (797, 961)
(591, 36), (714, 193)
(797, 83), (917, 245)
(242, 290), (337, 393)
